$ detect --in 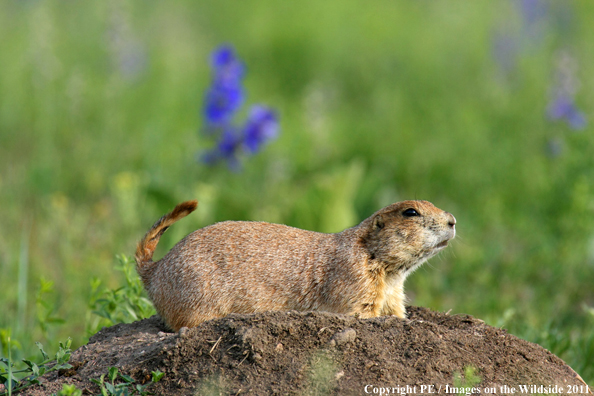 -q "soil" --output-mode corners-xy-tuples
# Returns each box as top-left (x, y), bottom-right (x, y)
(21, 307), (592, 395)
